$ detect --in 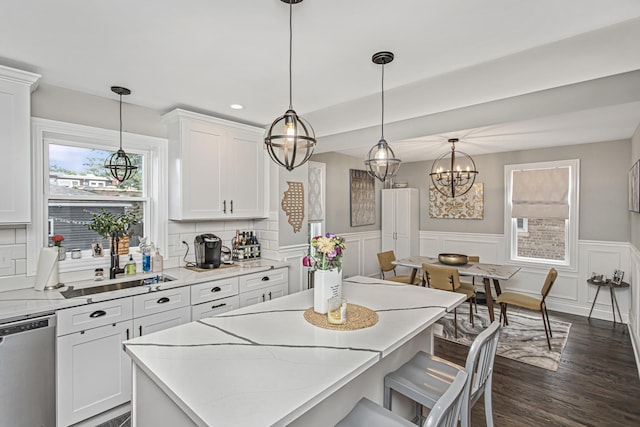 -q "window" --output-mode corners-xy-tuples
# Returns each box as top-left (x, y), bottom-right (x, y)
(504, 159), (579, 268)
(28, 119), (167, 274)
